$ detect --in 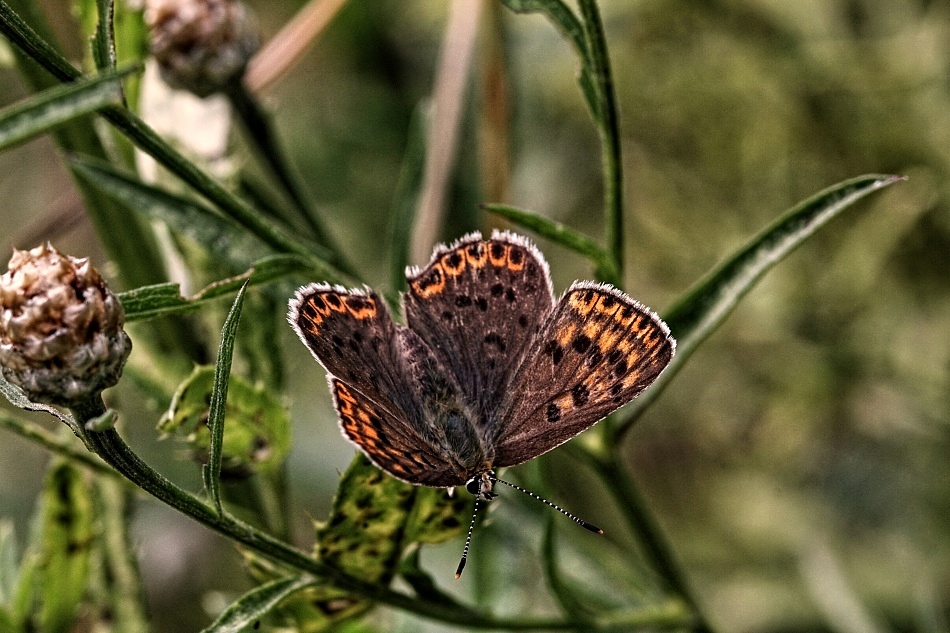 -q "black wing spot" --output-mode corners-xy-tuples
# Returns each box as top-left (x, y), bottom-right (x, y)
(455, 295), (473, 308)
(491, 283), (504, 297)
(484, 332), (506, 352)
(572, 334), (592, 353)
(571, 383), (590, 407)
(546, 403), (561, 423)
